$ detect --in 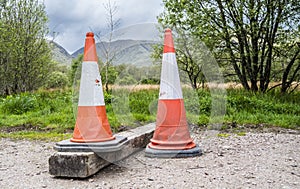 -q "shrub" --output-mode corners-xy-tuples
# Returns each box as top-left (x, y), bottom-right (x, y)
(1, 93), (38, 115)
(44, 71), (69, 89)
